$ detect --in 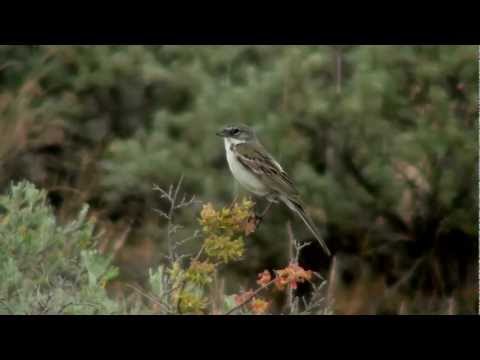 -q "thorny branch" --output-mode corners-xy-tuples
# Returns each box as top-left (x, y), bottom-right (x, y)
(153, 175), (199, 265)
(151, 177), (204, 314)
(285, 221), (312, 314)
(300, 280), (329, 314)
(285, 221), (333, 314)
